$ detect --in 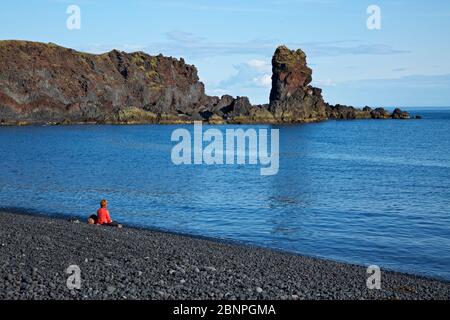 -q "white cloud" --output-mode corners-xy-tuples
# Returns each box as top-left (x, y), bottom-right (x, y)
(253, 74), (272, 87)
(203, 58), (273, 102)
(214, 59), (272, 90)
(247, 59), (272, 73)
